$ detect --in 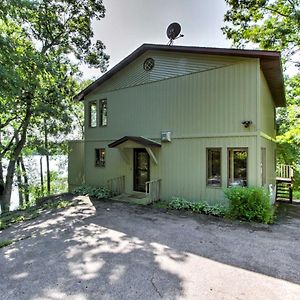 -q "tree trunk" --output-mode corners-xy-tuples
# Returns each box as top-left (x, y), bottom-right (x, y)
(44, 120), (51, 194)
(0, 158), (4, 196)
(0, 133), (4, 198)
(20, 157), (29, 203)
(0, 99), (32, 213)
(16, 158), (24, 207)
(46, 155), (50, 194)
(40, 157), (44, 196)
(0, 159), (16, 213)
